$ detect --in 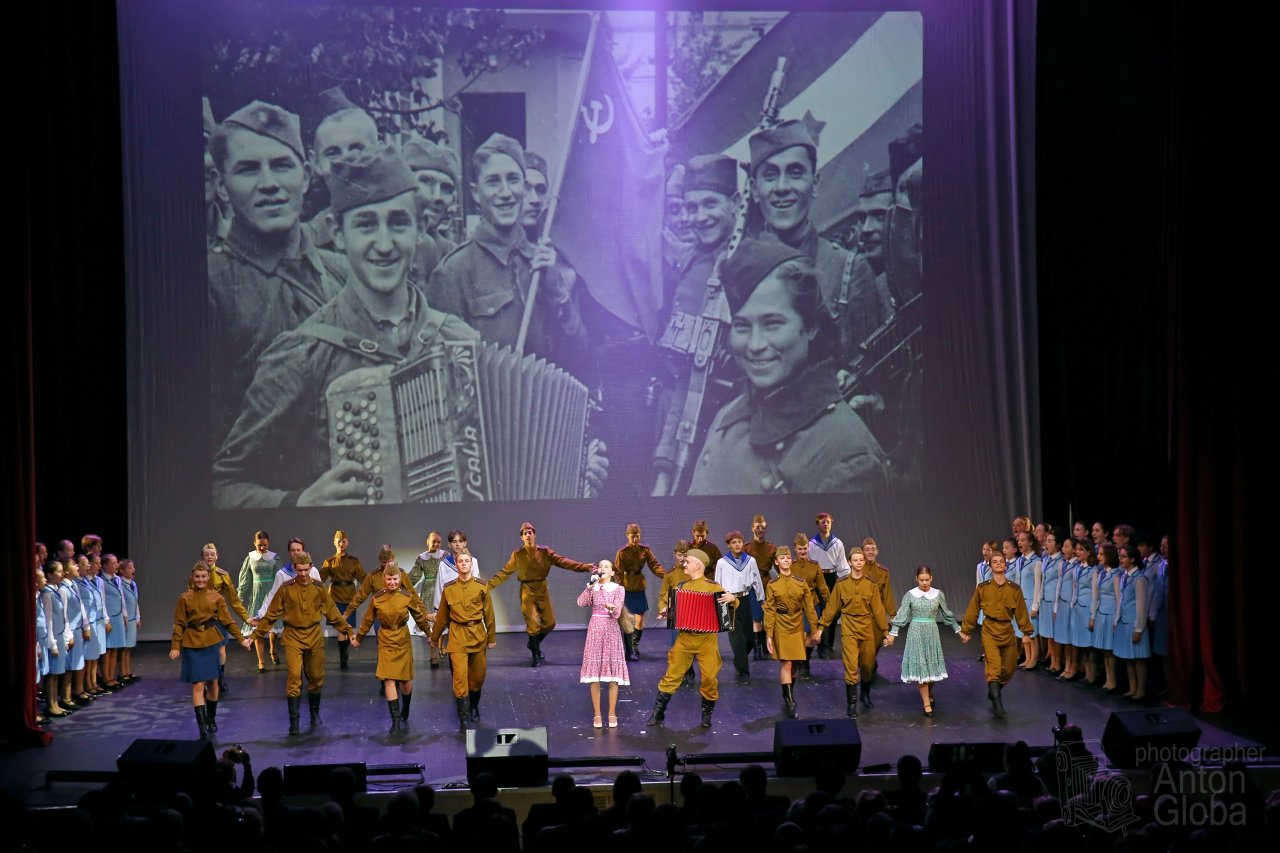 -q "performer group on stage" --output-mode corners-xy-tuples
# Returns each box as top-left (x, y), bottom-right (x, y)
(33, 515), (1169, 739)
